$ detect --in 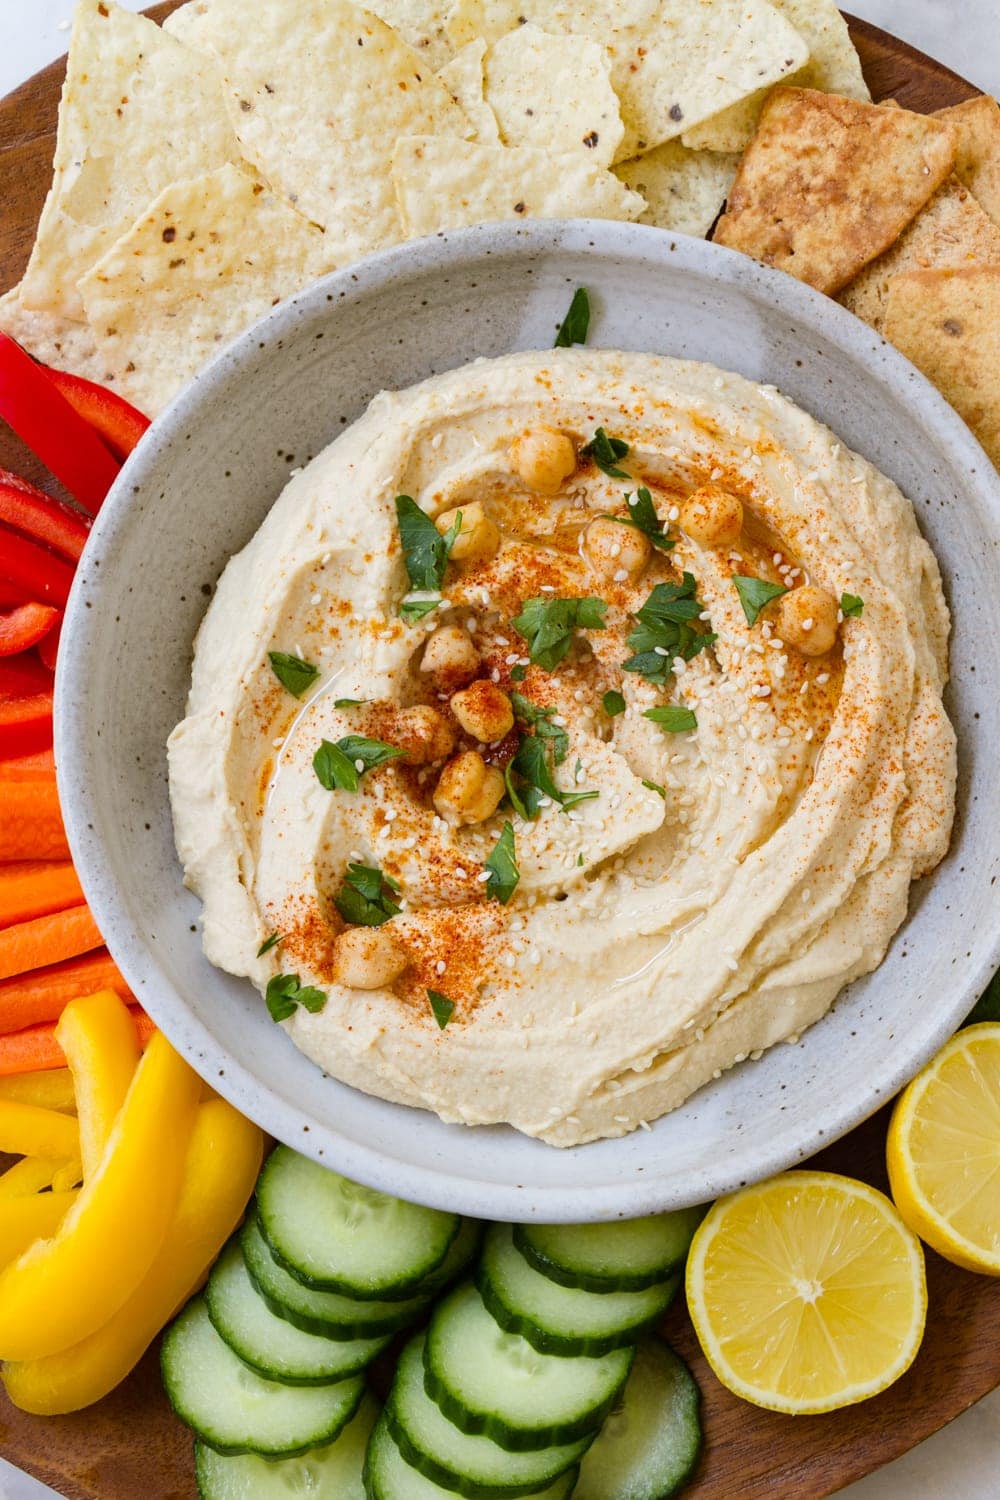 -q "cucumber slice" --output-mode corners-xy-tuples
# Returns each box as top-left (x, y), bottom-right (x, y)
(207, 1240), (390, 1384)
(258, 1147), (459, 1299)
(477, 1226), (678, 1357)
(161, 1297), (364, 1457)
(424, 1281), (633, 1451)
(194, 1388), (378, 1499)
(386, 1334), (590, 1499)
(513, 1209), (703, 1293)
(572, 1336), (702, 1500)
(364, 1414), (578, 1500)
